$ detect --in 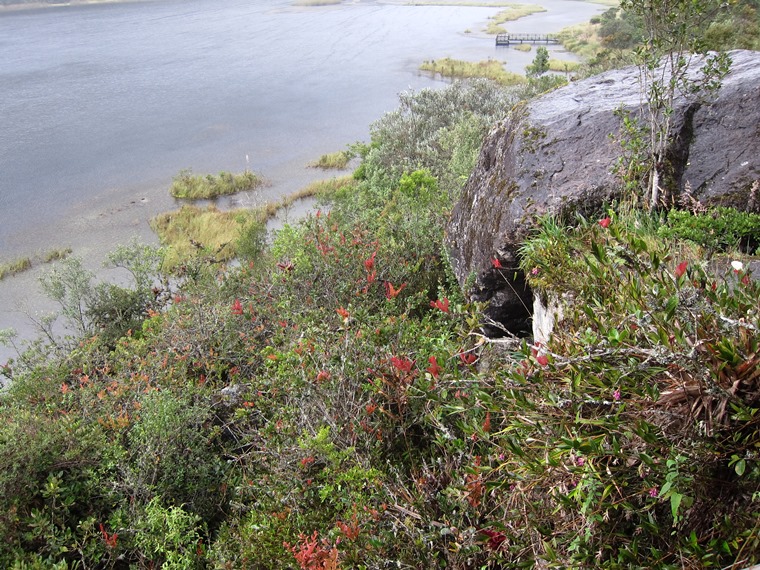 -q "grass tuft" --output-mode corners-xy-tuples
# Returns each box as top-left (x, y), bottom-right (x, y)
(0, 257), (32, 281)
(169, 169), (262, 200)
(547, 58), (582, 73)
(309, 151), (352, 170)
